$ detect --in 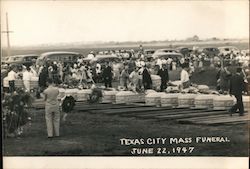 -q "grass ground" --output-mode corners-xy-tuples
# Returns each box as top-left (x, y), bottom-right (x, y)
(3, 108), (248, 156)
